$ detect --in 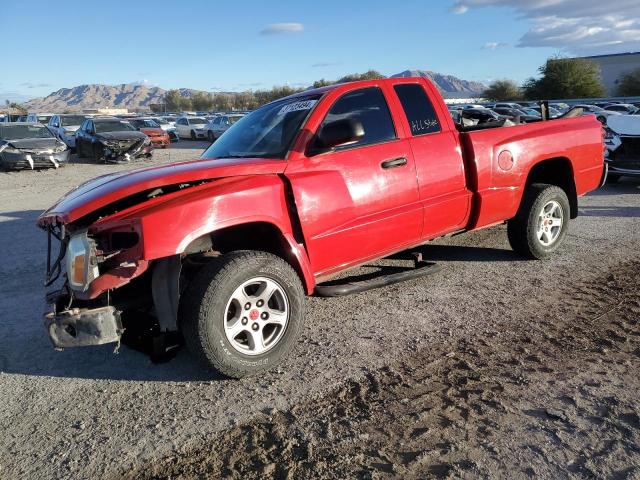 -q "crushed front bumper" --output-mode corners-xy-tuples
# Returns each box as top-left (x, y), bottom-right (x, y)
(44, 305), (123, 349)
